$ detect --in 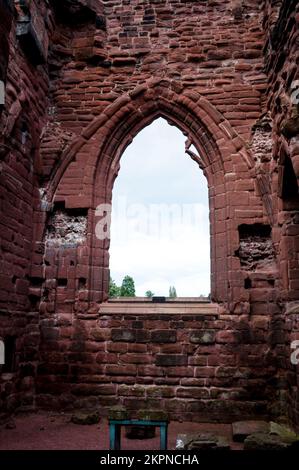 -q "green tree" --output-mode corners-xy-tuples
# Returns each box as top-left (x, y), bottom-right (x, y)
(120, 275), (136, 297)
(145, 290), (155, 298)
(169, 286), (177, 298)
(109, 277), (121, 298)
